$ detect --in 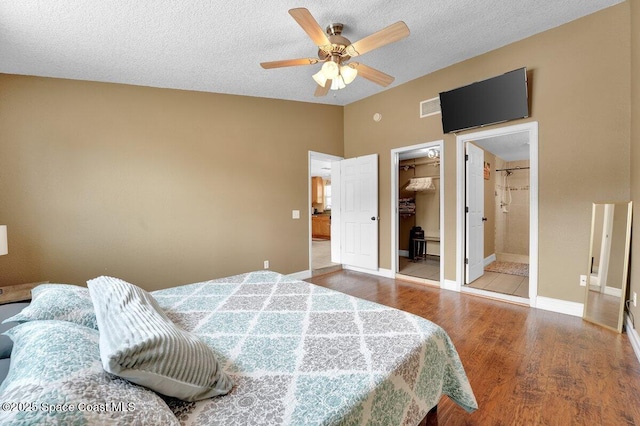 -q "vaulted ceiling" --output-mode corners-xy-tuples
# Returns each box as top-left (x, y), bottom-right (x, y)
(0, 0), (623, 106)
